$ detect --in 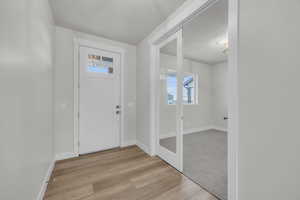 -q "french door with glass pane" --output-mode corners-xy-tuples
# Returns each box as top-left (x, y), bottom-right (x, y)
(156, 29), (183, 171)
